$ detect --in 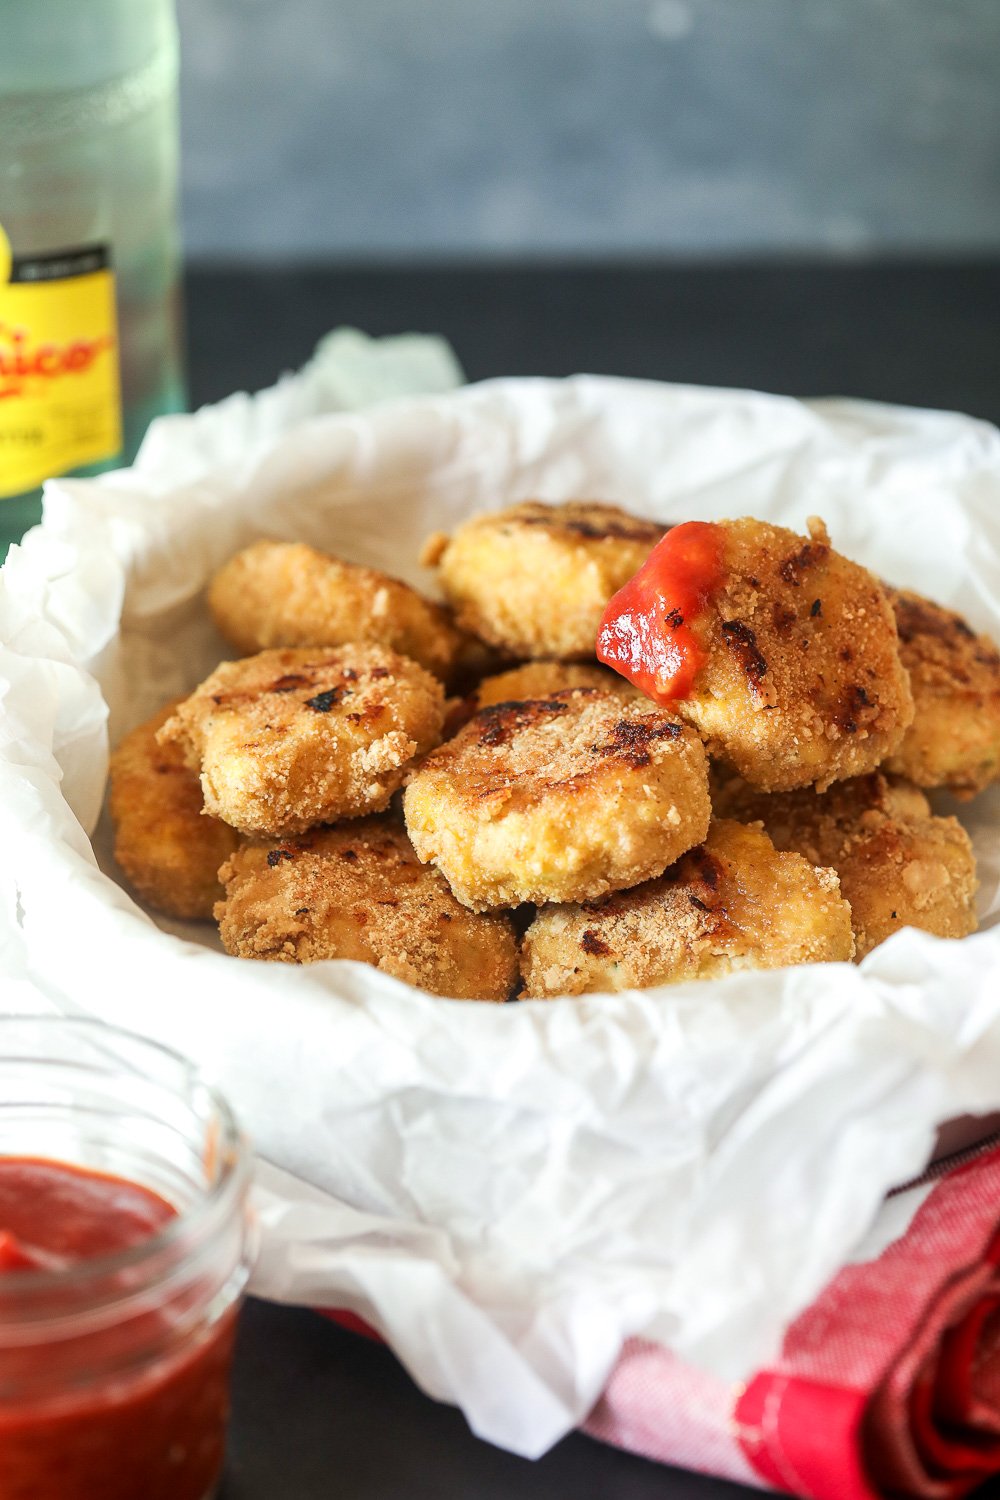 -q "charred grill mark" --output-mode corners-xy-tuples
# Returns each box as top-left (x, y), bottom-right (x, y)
(269, 673), (311, 693)
(476, 698), (570, 746)
(779, 541), (828, 586)
(578, 930), (611, 954)
(581, 929), (611, 955)
(811, 598), (823, 617)
(837, 683), (874, 735)
(305, 688), (344, 713)
(596, 716), (683, 767)
(518, 508), (662, 543)
(346, 704), (386, 724)
(210, 689), (255, 707)
(721, 620), (768, 693)
(893, 594), (977, 647)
